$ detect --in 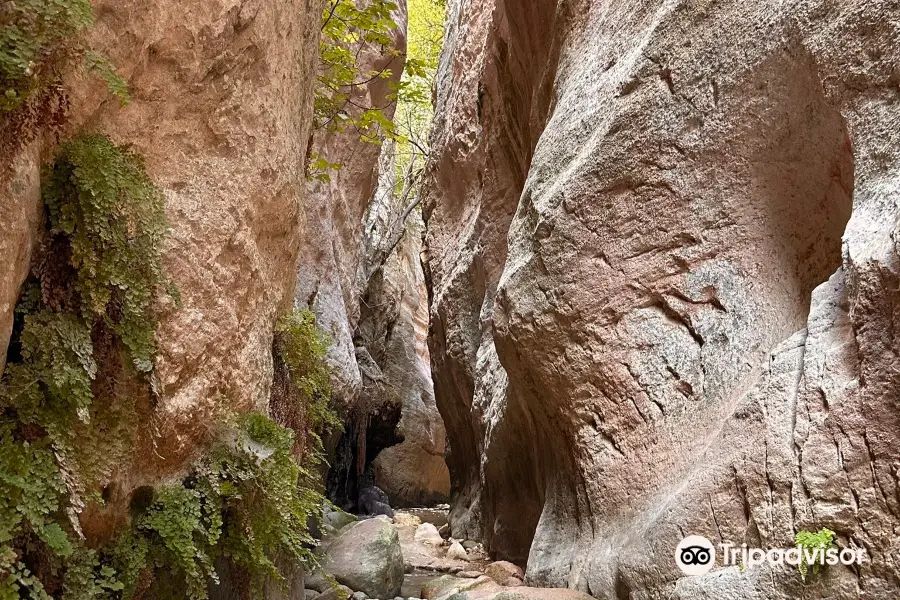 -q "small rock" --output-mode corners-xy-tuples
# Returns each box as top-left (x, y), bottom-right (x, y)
(456, 571), (482, 579)
(421, 575), (491, 600)
(414, 523), (445, 546)
(304, 590), (320, 600)
(461, 540), (478, 551)
(505, 577), (523, 587)
(448, 566), (463, 574)
(394, 597), (404, 600)
(438, 524), (451, 539)
(484, 561), (525, 586)
(446, 541), (469, 561)
(359, 486), (394, 518)
(315, 585), (353, 600)
(394, 512), (422, 527)
(324, 506), (359, 533)
(352, 592), (368, 600)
